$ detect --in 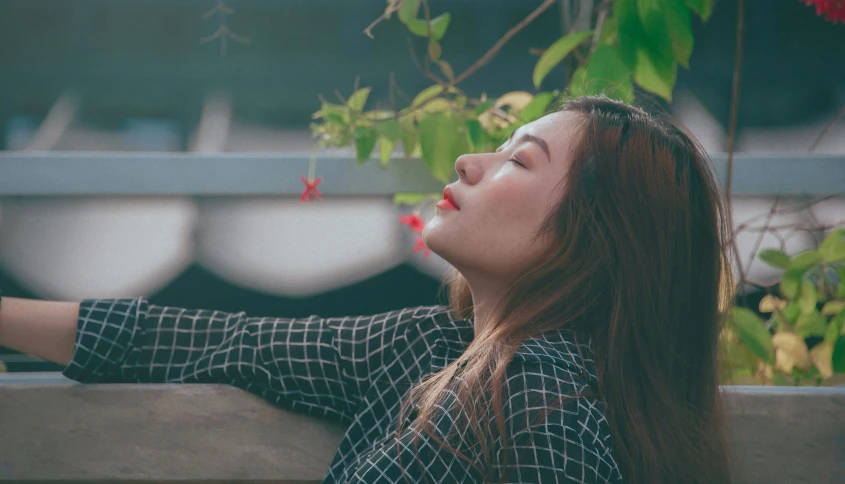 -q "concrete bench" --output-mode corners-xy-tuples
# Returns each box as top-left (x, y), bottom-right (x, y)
(0, 373), (843, 483)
